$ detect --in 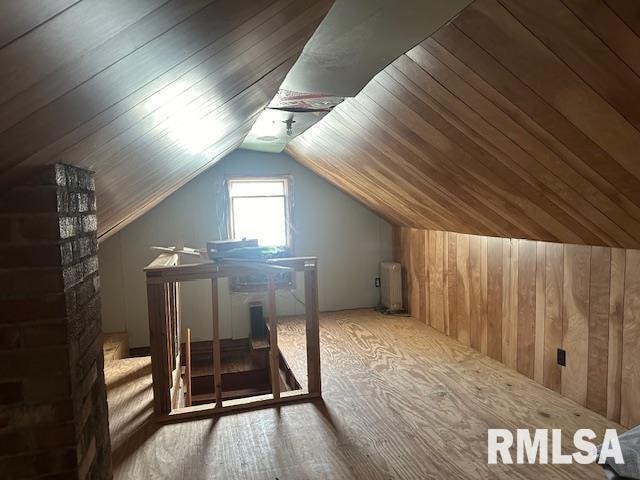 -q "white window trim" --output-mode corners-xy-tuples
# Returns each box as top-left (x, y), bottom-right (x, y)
(225, 175), (294, 251)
